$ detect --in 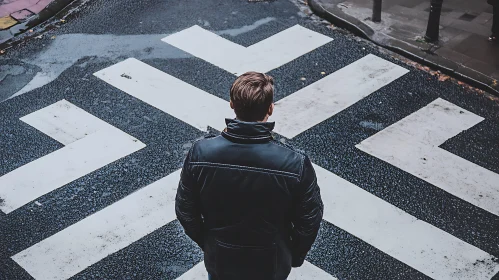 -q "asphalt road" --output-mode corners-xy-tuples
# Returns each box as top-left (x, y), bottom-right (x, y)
(0, 0), (498, 279)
